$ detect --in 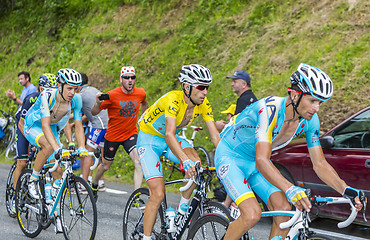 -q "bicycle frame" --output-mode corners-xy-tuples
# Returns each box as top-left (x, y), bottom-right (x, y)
(160, 164), (221, 239)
